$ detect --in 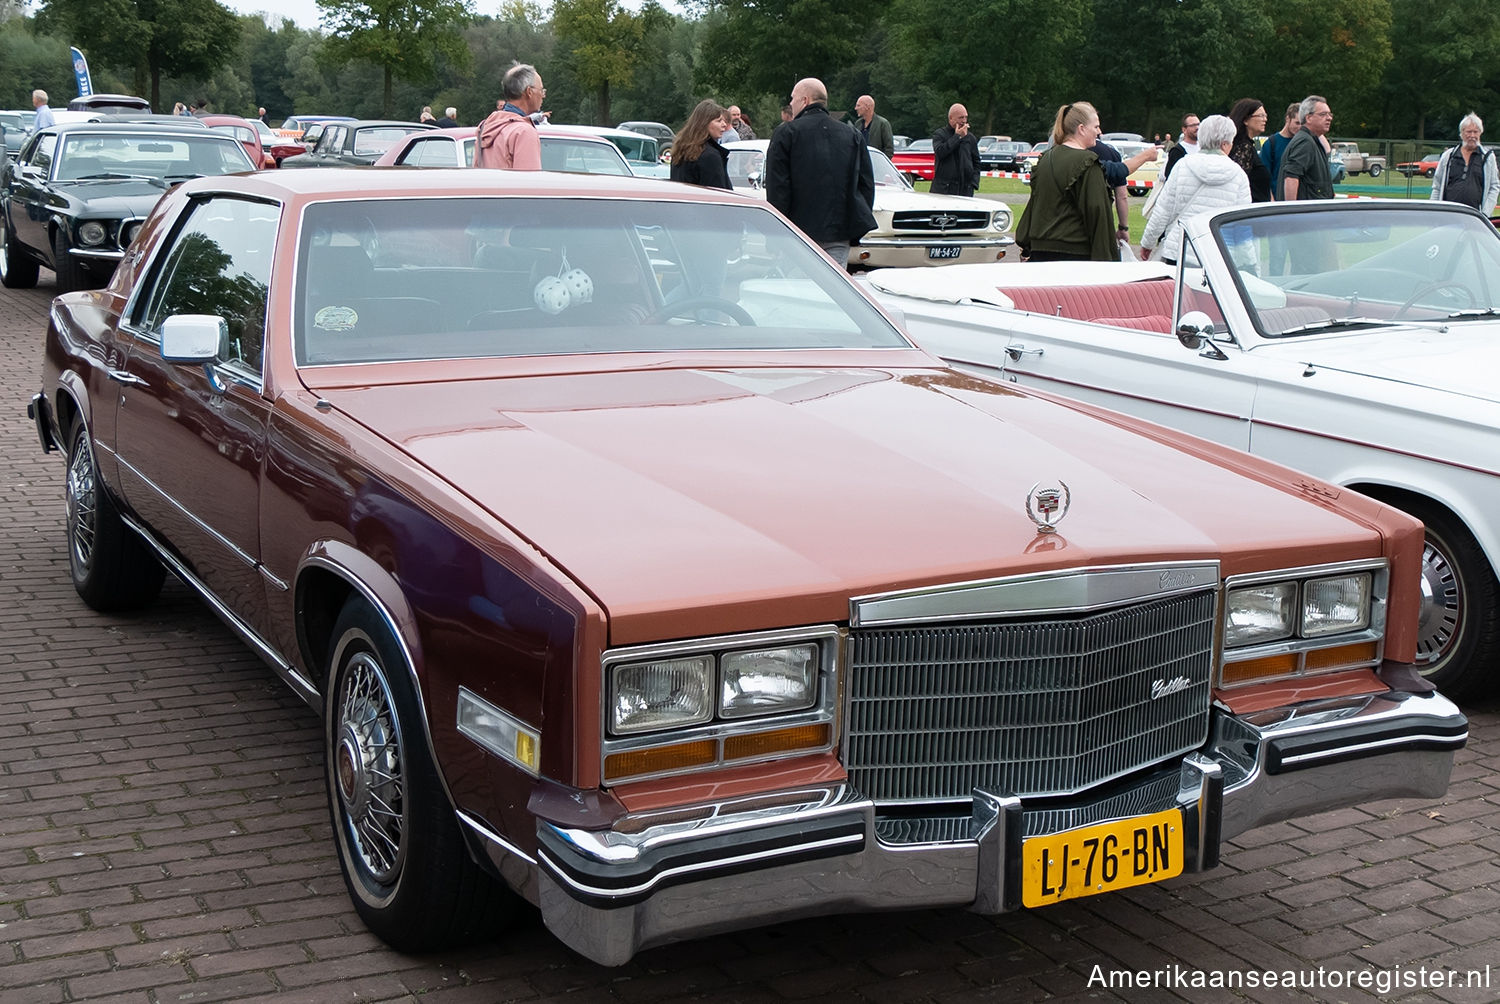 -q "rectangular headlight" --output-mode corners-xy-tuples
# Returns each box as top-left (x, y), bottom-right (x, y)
(611, 655), (714, 735)
(1302, 573), (1371, 637)
(1224, 581), (1296, 647)
(719, 644), (818, 719)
